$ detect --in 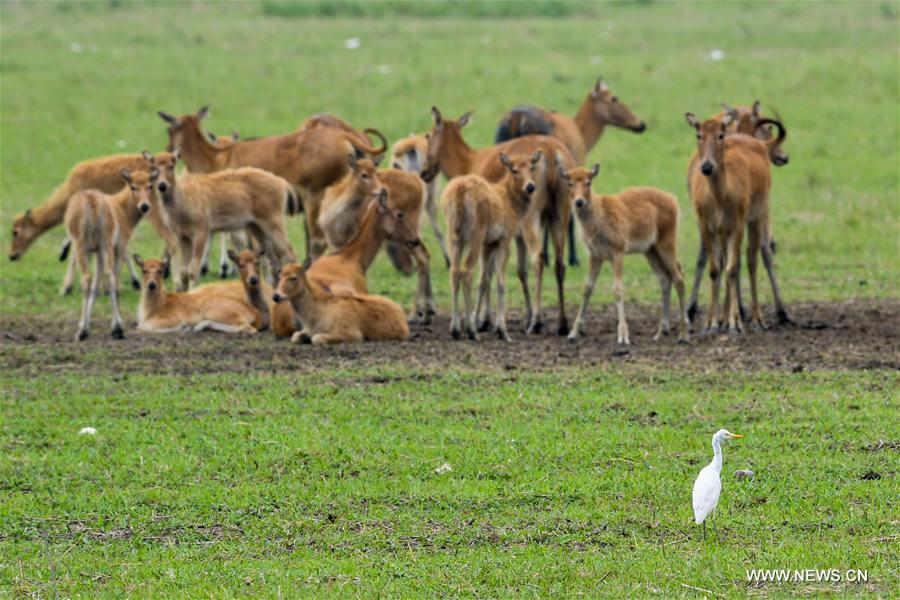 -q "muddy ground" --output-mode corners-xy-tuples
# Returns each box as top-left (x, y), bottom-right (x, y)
(1, 299), (897, 377)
